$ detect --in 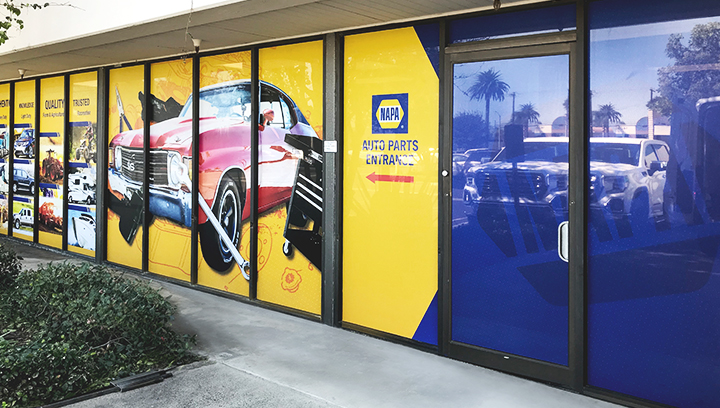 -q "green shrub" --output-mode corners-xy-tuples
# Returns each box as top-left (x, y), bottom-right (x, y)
(0, 244), (22, 289)
(0, 261), (198, 407)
